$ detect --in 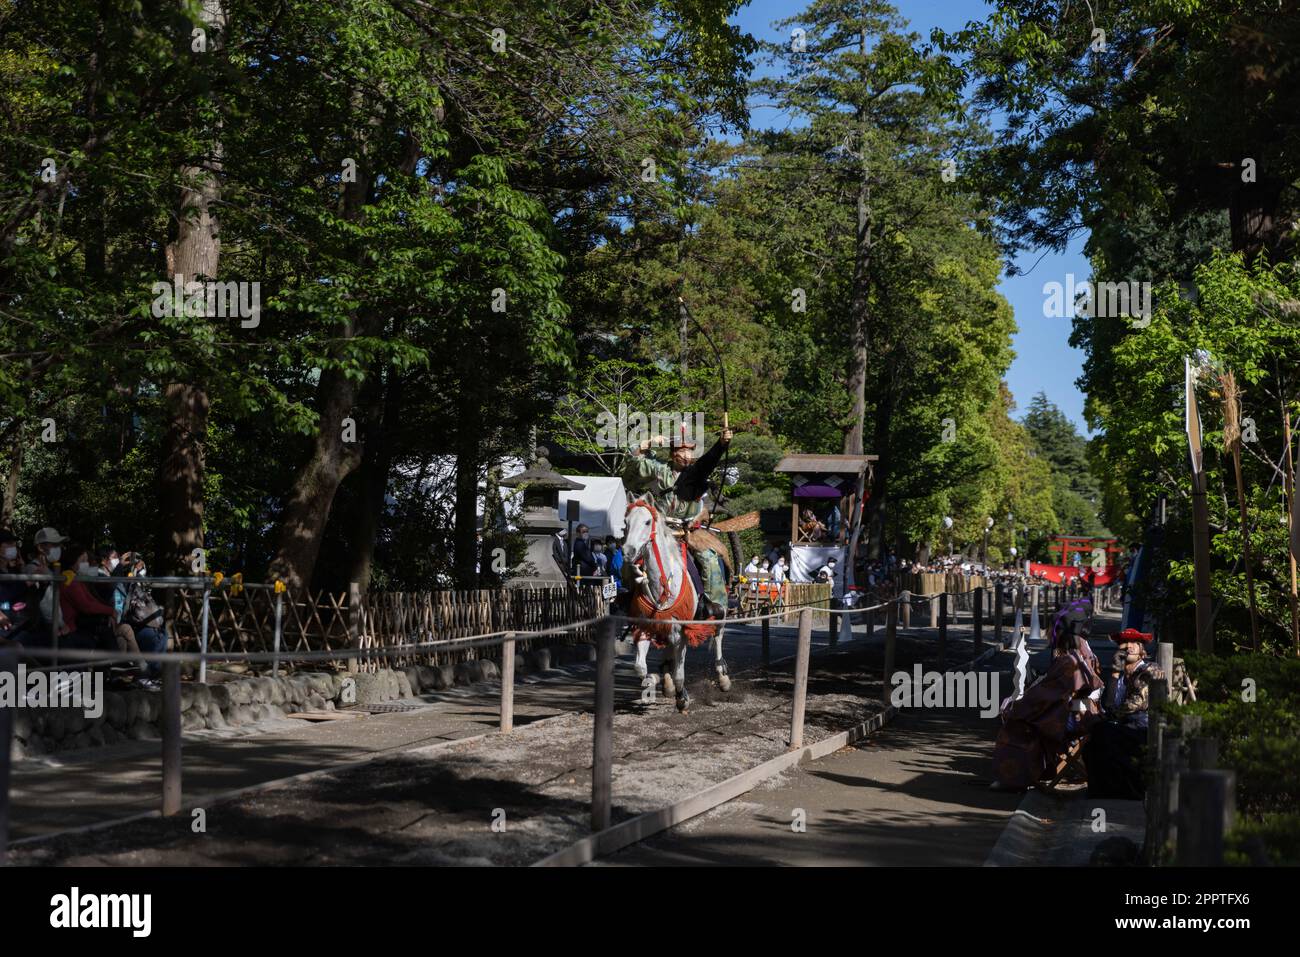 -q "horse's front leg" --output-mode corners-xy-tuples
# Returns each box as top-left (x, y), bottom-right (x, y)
(672, 627), (690, 713)
(634, 637), (653, 686)
(712, 622), (731, 692)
